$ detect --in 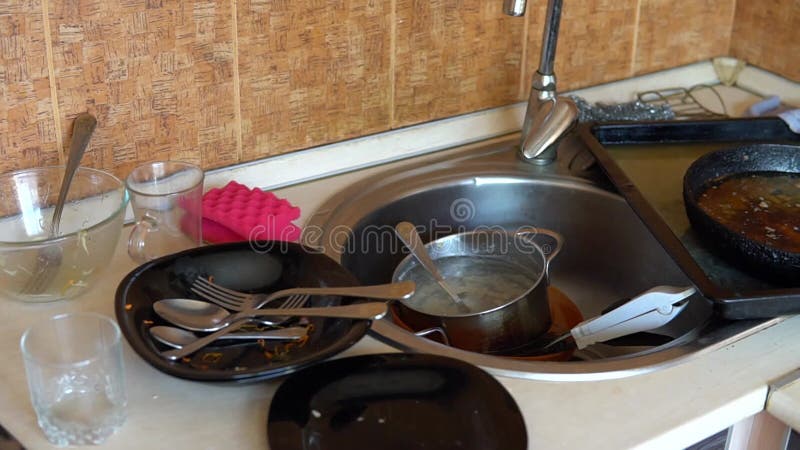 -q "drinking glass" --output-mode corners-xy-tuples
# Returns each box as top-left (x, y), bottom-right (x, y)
(20, 313), (127, 446)
(126, 161), (204, 263)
